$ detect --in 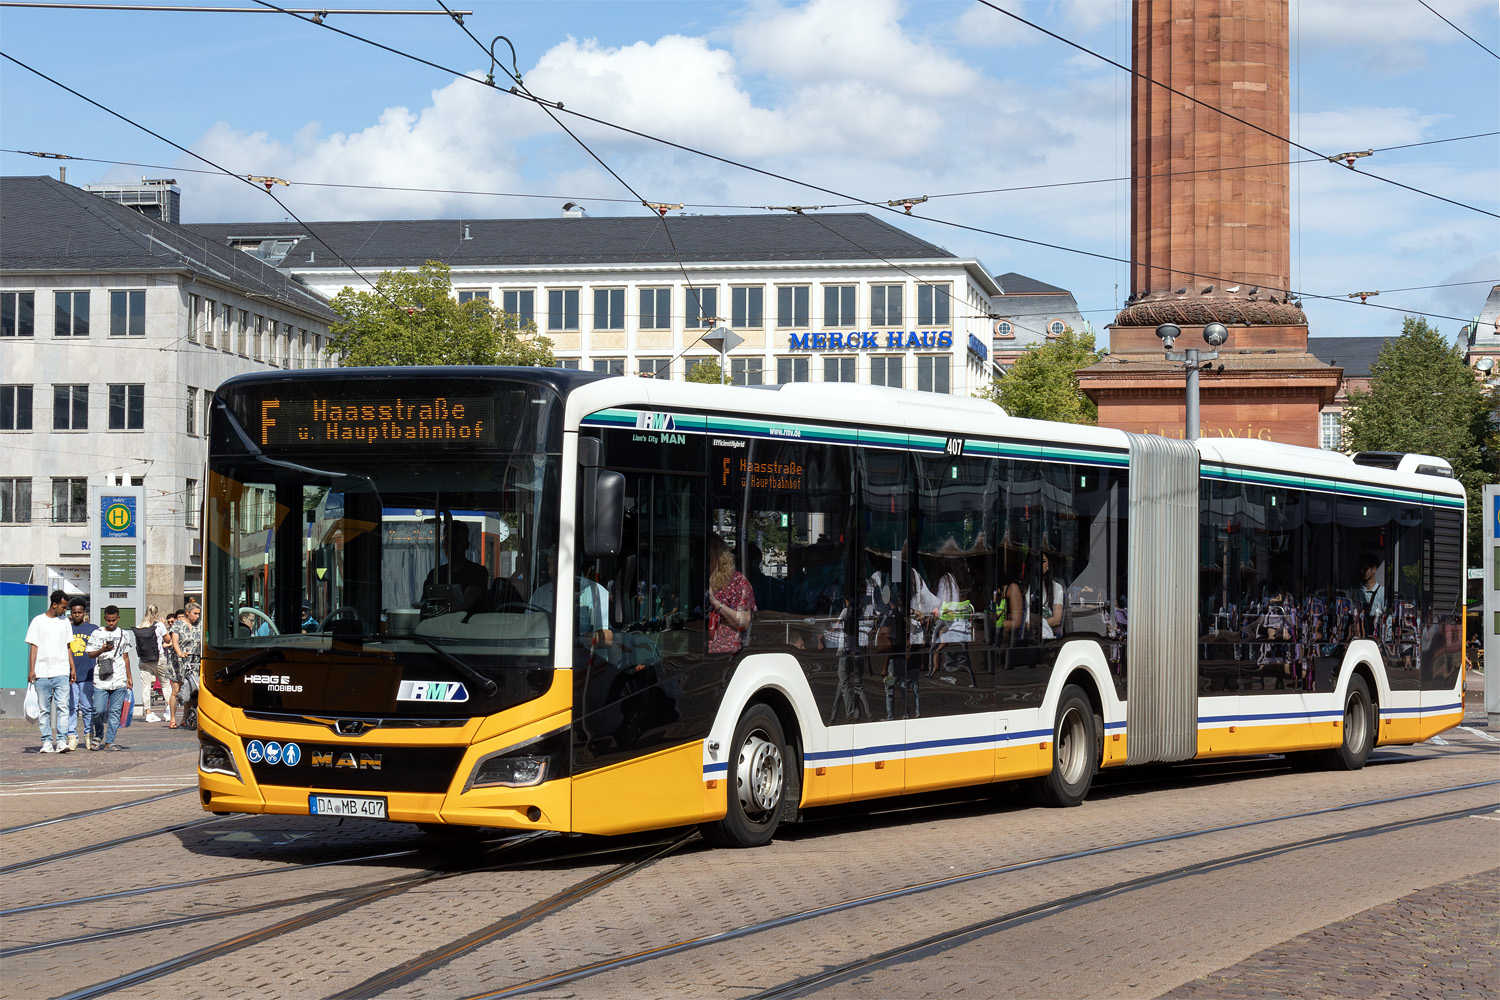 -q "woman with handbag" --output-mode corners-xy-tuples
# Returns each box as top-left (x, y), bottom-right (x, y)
(705, 534), (755, 655)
